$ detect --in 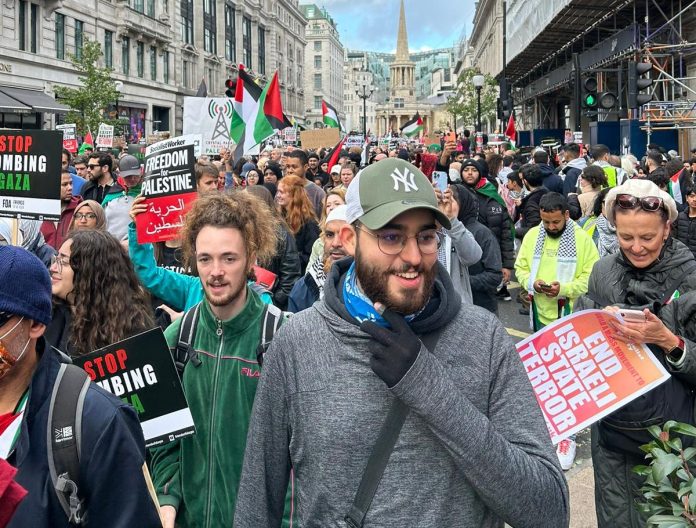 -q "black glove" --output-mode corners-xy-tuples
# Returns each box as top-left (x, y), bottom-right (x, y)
(360, 309), (421, 388)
